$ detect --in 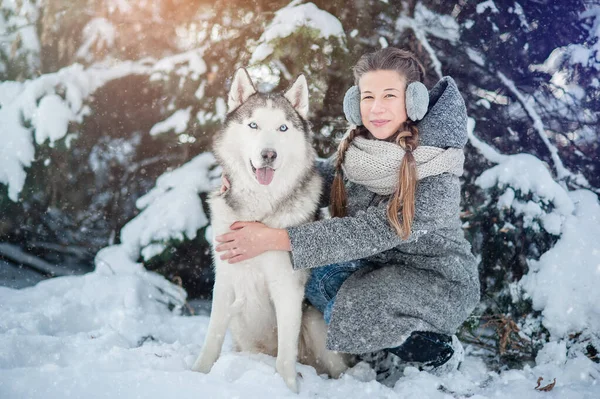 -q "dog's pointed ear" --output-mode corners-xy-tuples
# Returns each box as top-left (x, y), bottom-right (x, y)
(284, 75), (309, 119)
(228, 68), (256, 113)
